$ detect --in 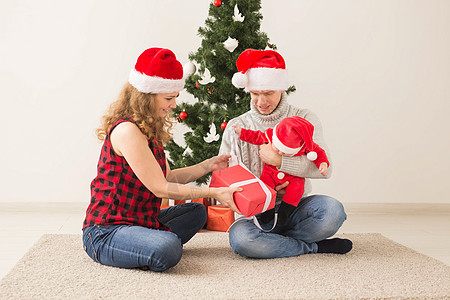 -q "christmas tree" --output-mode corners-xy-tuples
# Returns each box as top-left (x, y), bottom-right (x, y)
(166, 0), (294, 184)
